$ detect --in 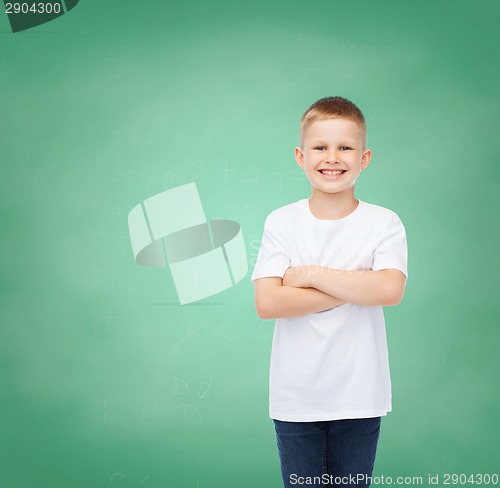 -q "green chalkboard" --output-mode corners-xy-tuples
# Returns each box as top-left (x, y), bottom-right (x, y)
(1, 1), (499, 487)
